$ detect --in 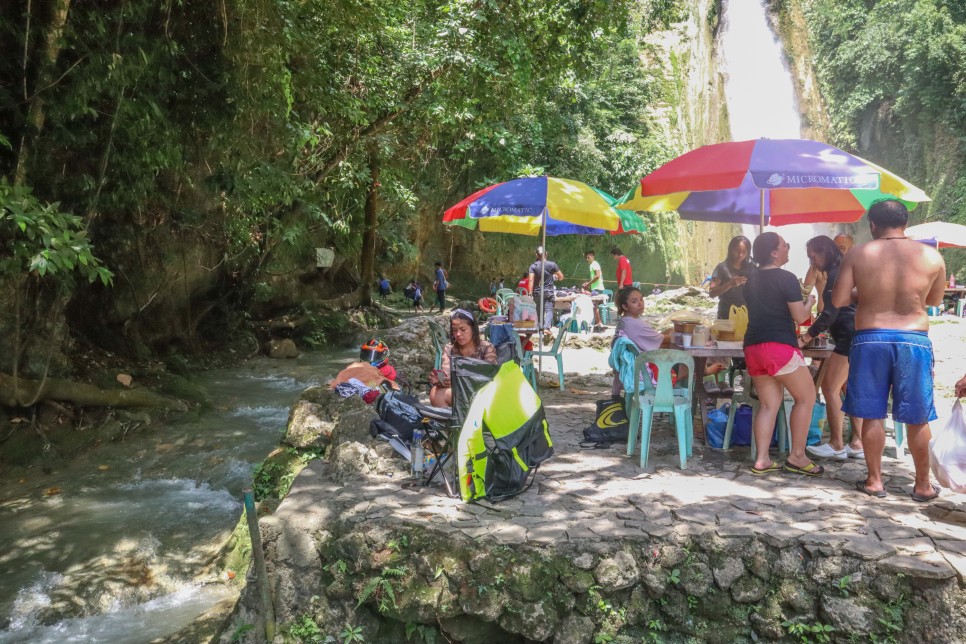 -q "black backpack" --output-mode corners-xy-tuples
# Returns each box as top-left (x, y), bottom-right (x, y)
(371, 391), (423, 442)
